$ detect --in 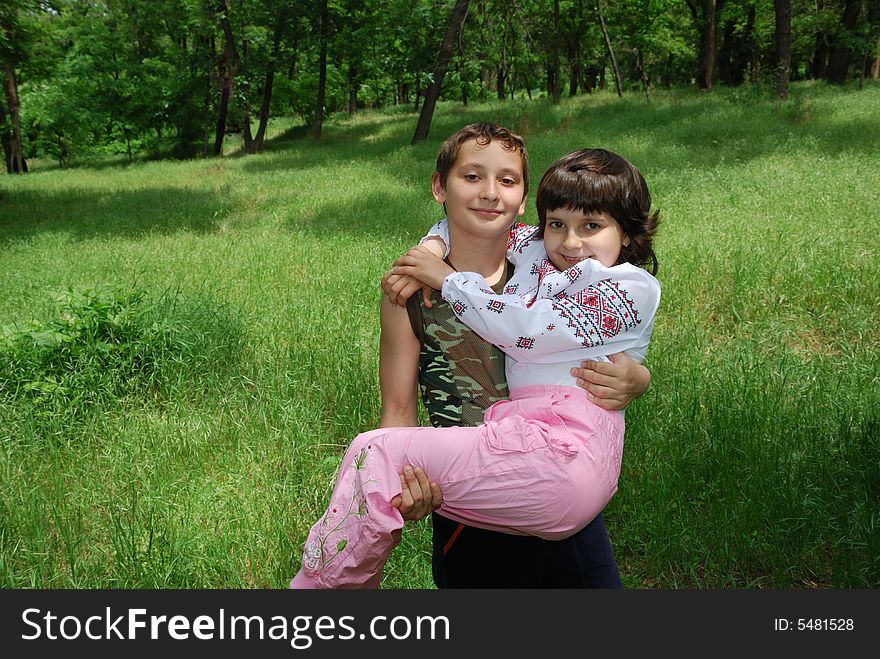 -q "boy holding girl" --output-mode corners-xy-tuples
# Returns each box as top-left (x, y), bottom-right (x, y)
(378, 123), (651, 588)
